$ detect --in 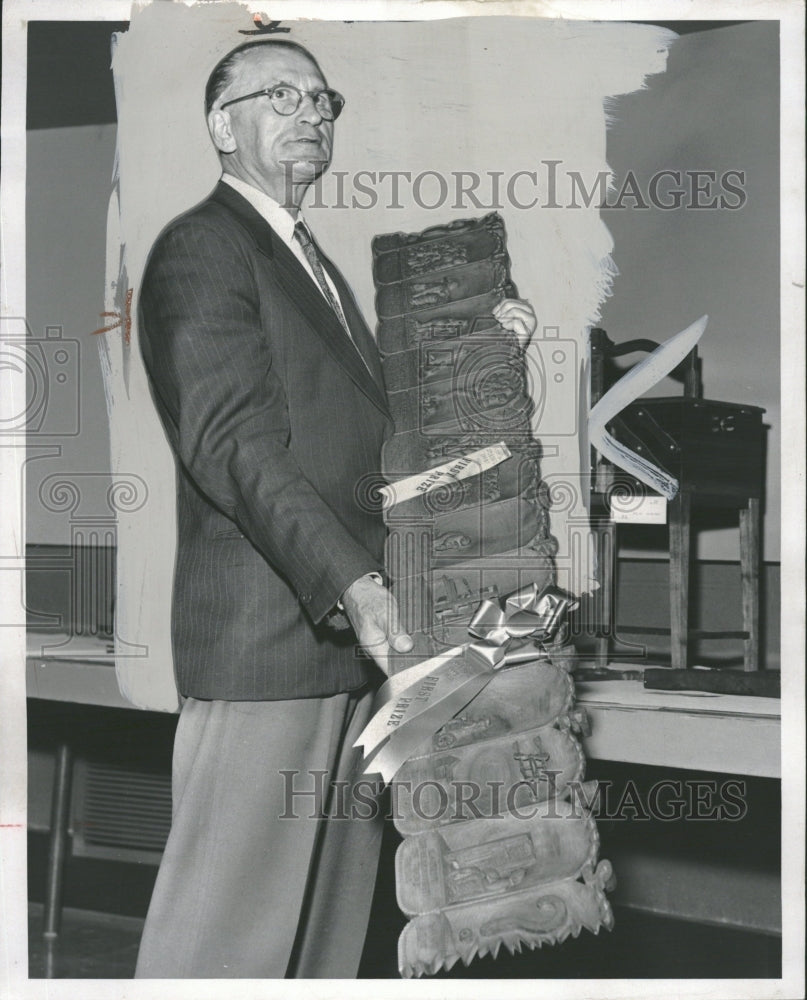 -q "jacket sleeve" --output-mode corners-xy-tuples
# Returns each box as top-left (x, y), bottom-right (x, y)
(139, 218), (382, 625)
